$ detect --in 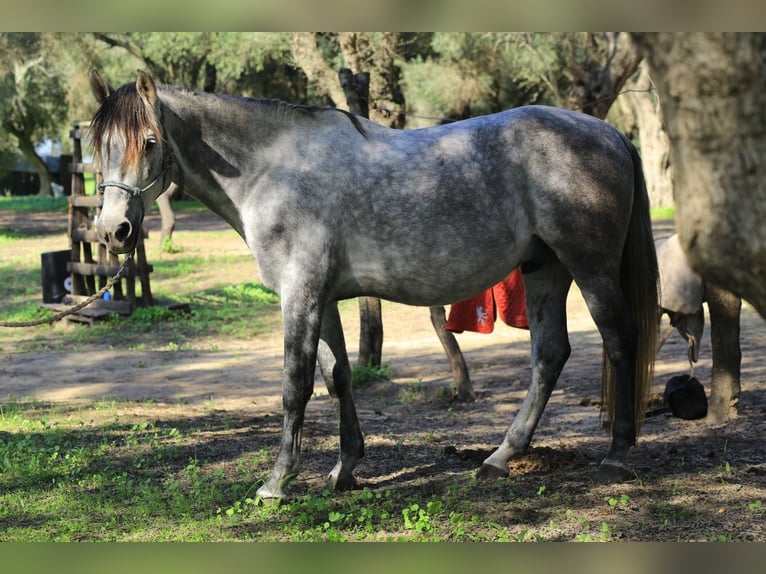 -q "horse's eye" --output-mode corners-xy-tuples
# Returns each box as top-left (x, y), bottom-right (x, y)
(145, 137), (157, 150)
